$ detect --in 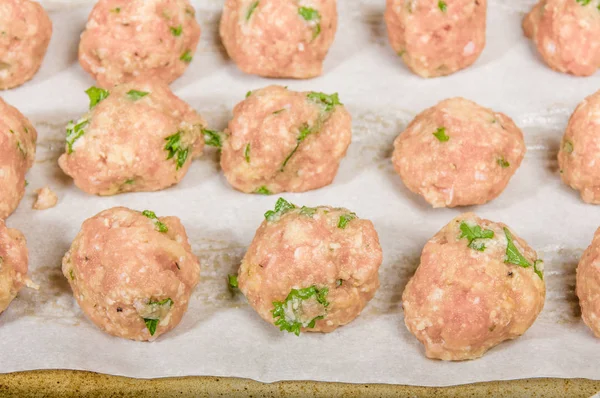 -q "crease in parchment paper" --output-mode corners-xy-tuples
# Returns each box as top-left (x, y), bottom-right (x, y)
(1, 0), (599, 387)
